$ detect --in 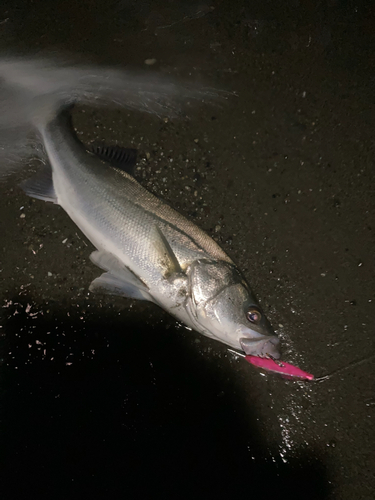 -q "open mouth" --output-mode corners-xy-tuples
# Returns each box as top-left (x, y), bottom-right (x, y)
(240, 336), (281, 359)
